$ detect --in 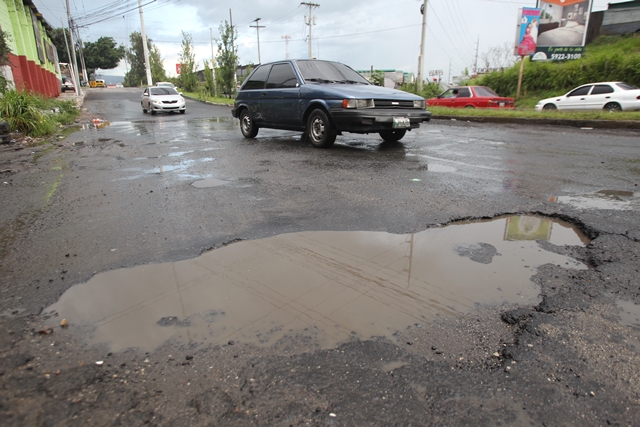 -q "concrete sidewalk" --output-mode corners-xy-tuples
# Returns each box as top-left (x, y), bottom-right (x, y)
(432, 114), (640, 130)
